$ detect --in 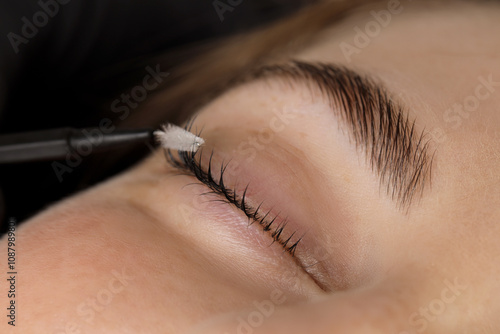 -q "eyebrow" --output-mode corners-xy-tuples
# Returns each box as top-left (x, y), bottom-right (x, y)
(237, 61), (434, 210)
